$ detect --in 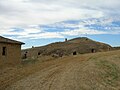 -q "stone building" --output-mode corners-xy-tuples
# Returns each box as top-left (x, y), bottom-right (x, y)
(0, 36), (24, 66)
